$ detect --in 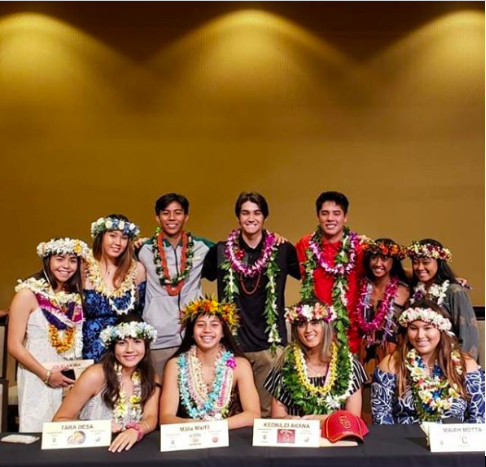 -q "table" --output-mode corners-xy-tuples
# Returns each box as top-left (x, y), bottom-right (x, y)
(0, 425), (483, 467)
